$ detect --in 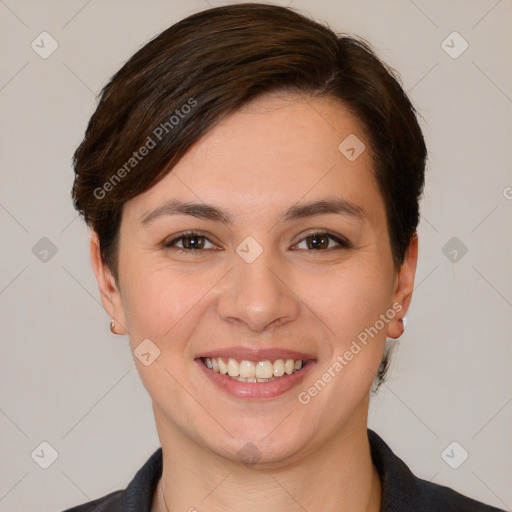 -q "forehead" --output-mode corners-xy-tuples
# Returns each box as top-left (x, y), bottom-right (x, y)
(123, 92), (382, 224)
